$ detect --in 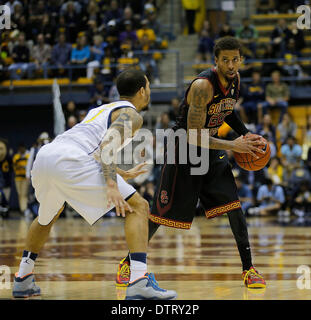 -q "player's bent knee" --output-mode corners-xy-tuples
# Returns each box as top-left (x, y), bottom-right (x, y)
(127, 193), (149, 219)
